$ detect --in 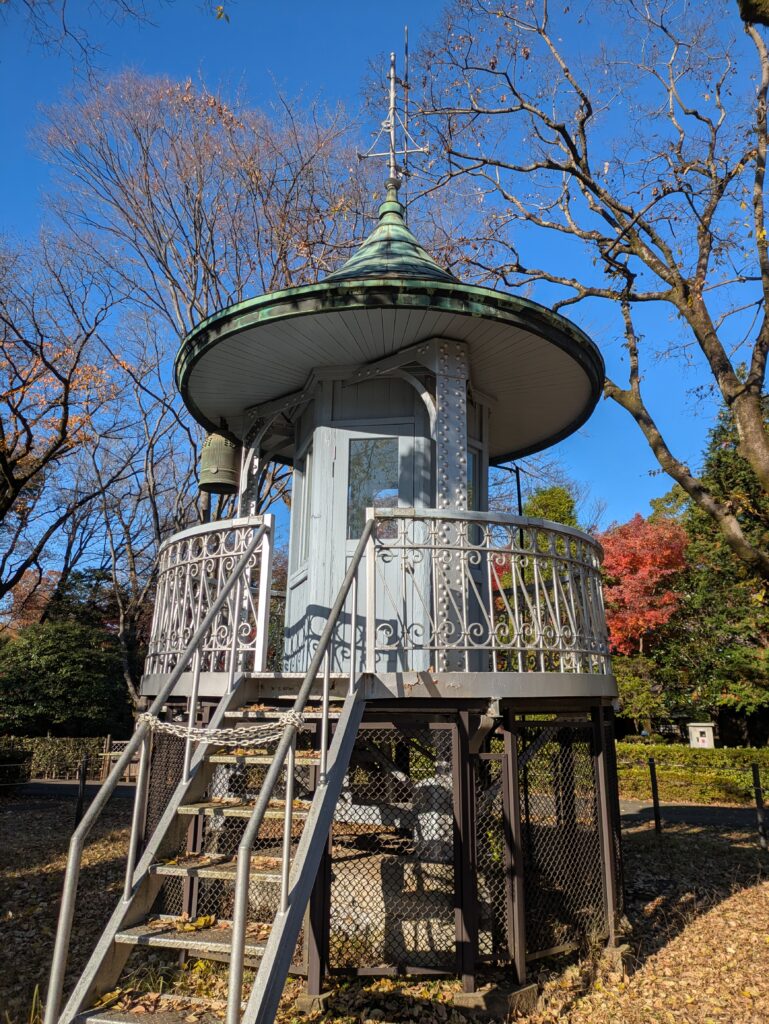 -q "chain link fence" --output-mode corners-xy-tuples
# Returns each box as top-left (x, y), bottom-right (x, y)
(330, 725), (455, 971)
(475, 736), (510, 964)
(516, 718), (607, 959)
(139, 710), (621, 981)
